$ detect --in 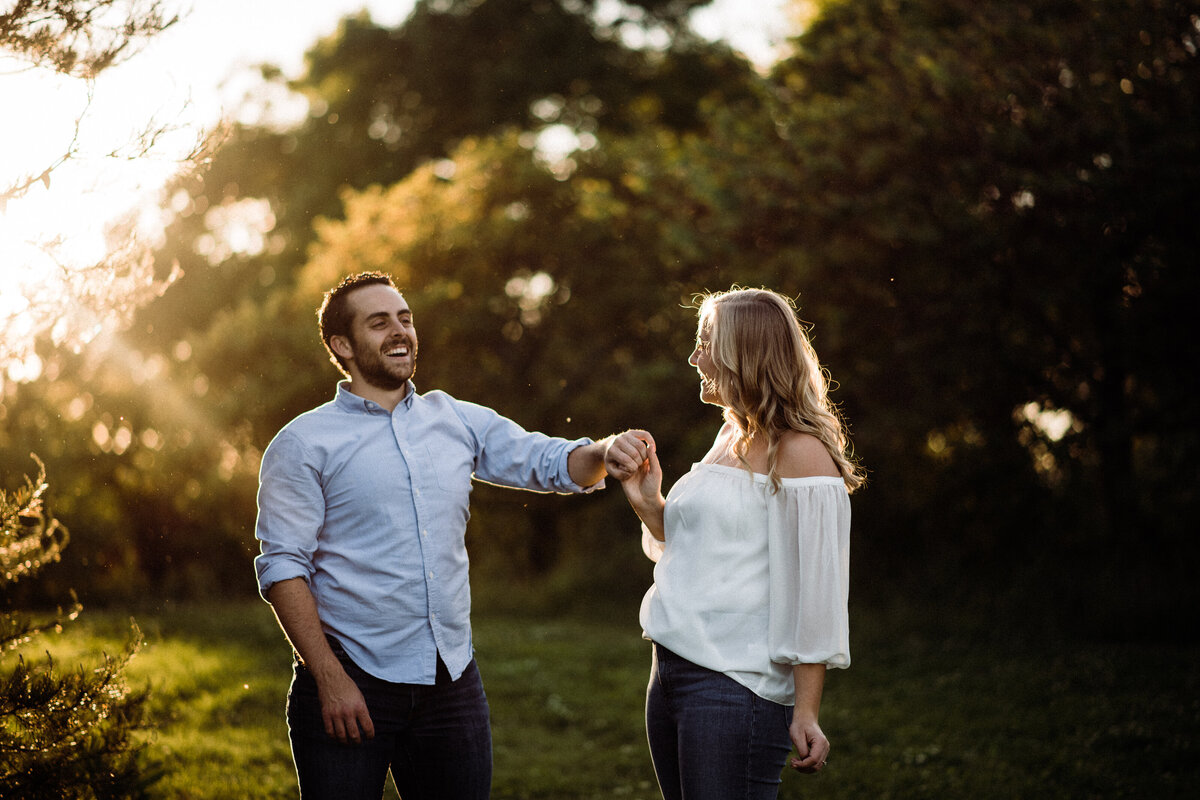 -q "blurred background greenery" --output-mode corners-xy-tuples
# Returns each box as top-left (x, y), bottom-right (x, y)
(4, 1), (1199, 796)
(3, 0), (1198, 645)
